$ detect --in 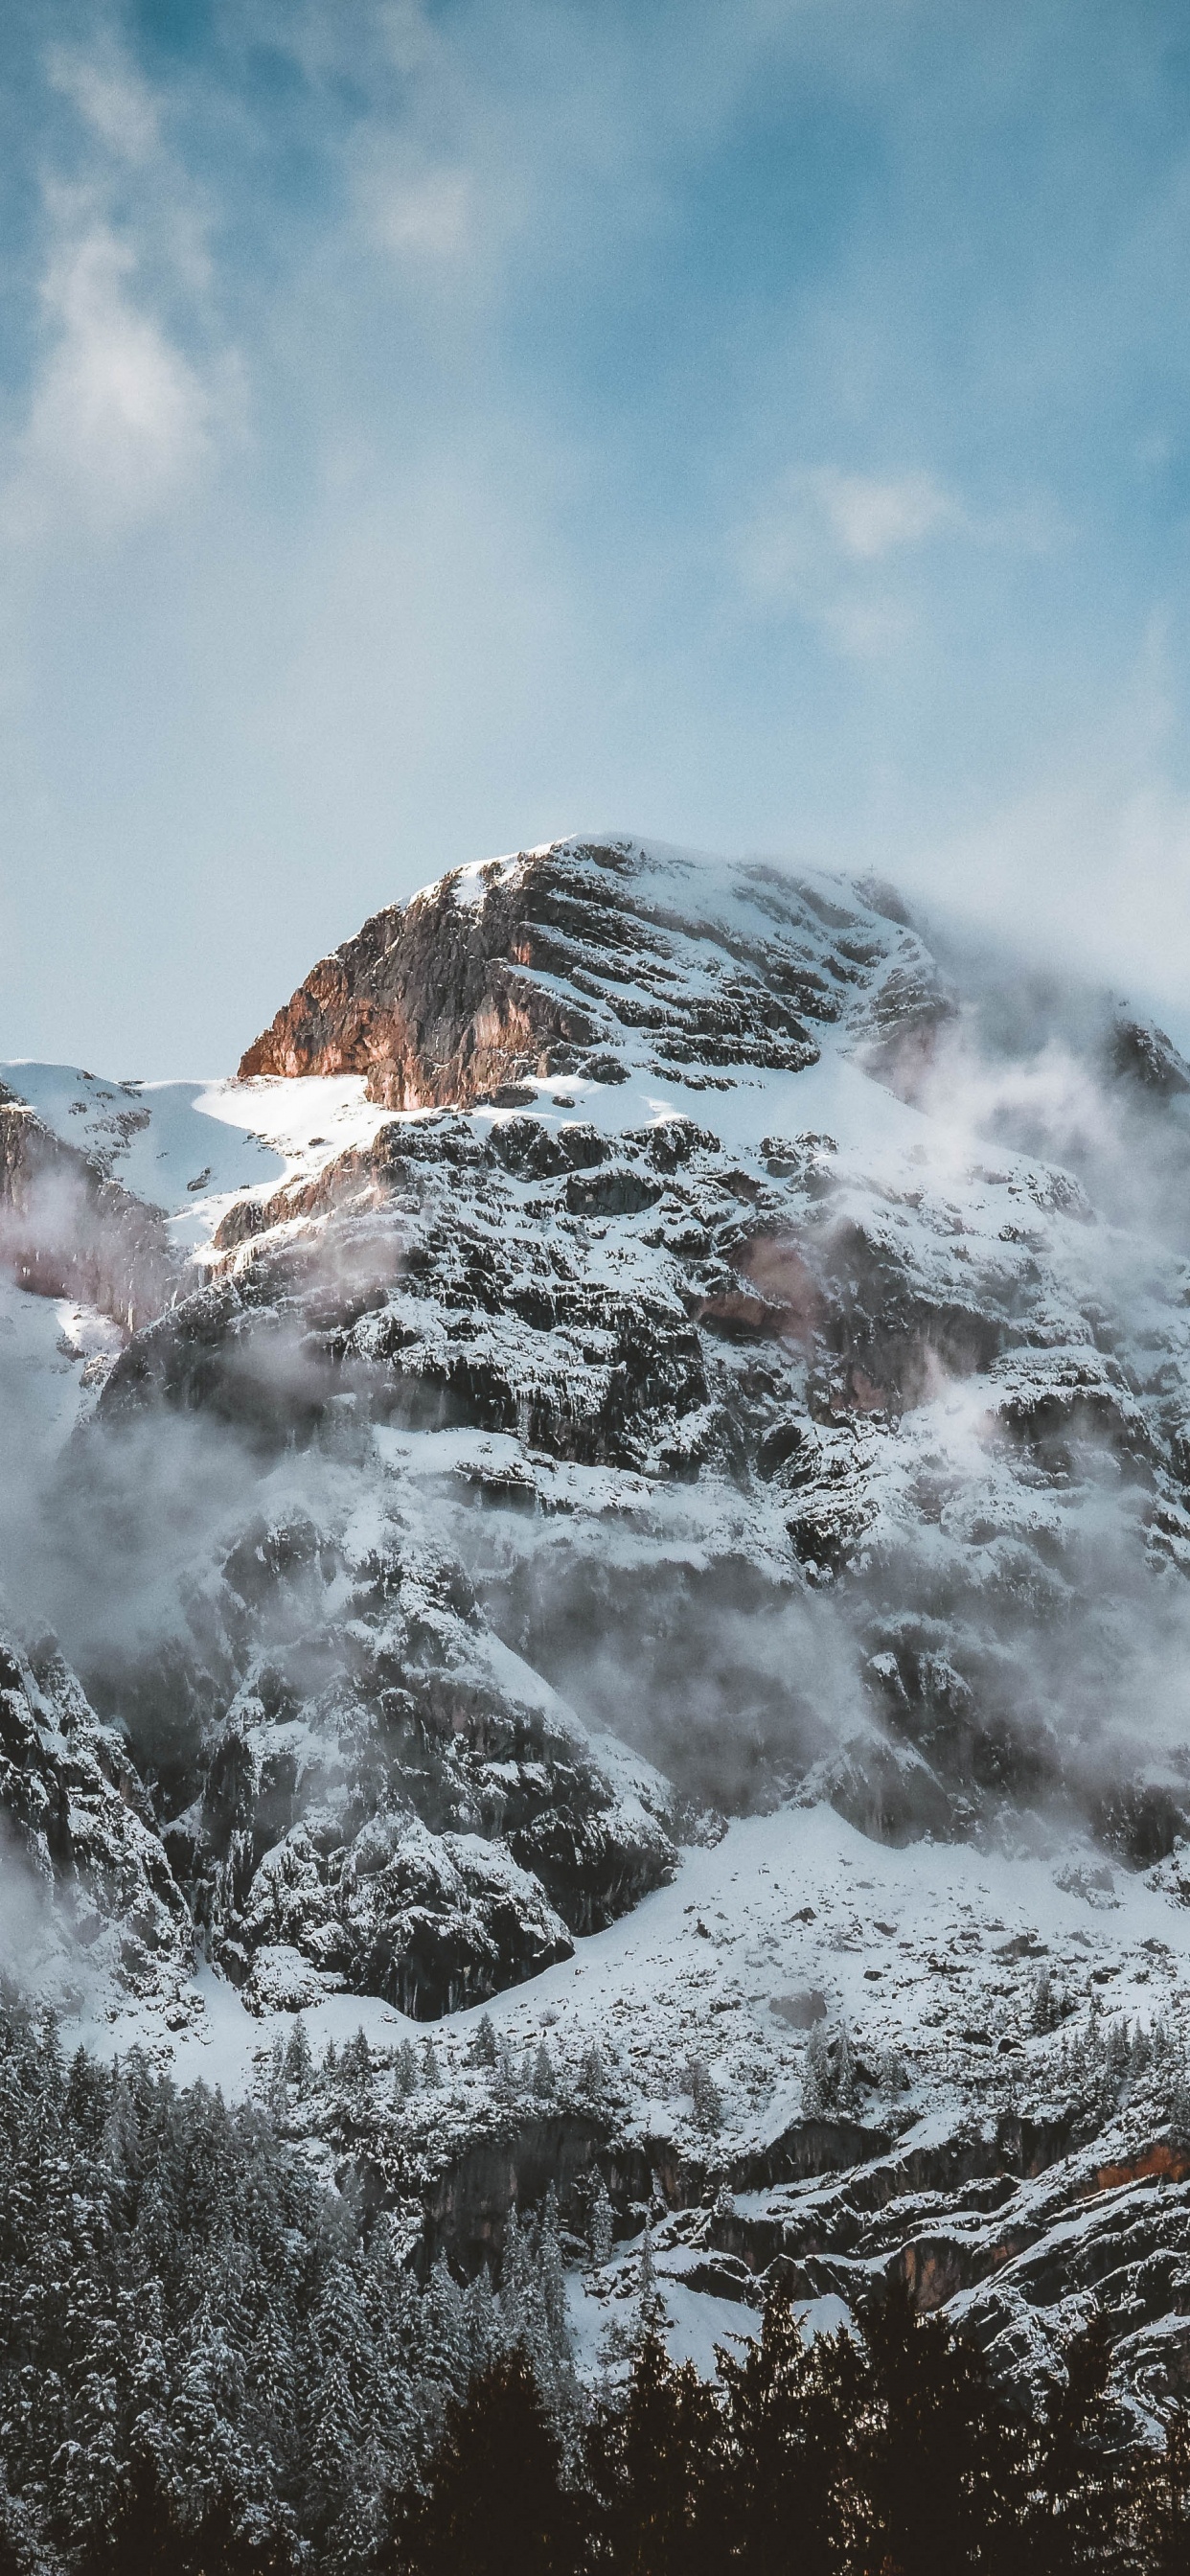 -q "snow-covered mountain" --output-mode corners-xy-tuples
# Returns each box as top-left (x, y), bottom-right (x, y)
(7, 832), (1190, 2417)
